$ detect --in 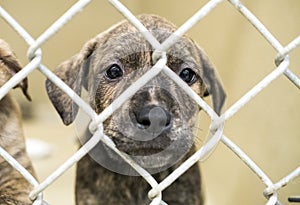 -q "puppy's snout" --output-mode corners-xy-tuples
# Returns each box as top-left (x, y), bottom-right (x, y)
(135, 105), (172, 134)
